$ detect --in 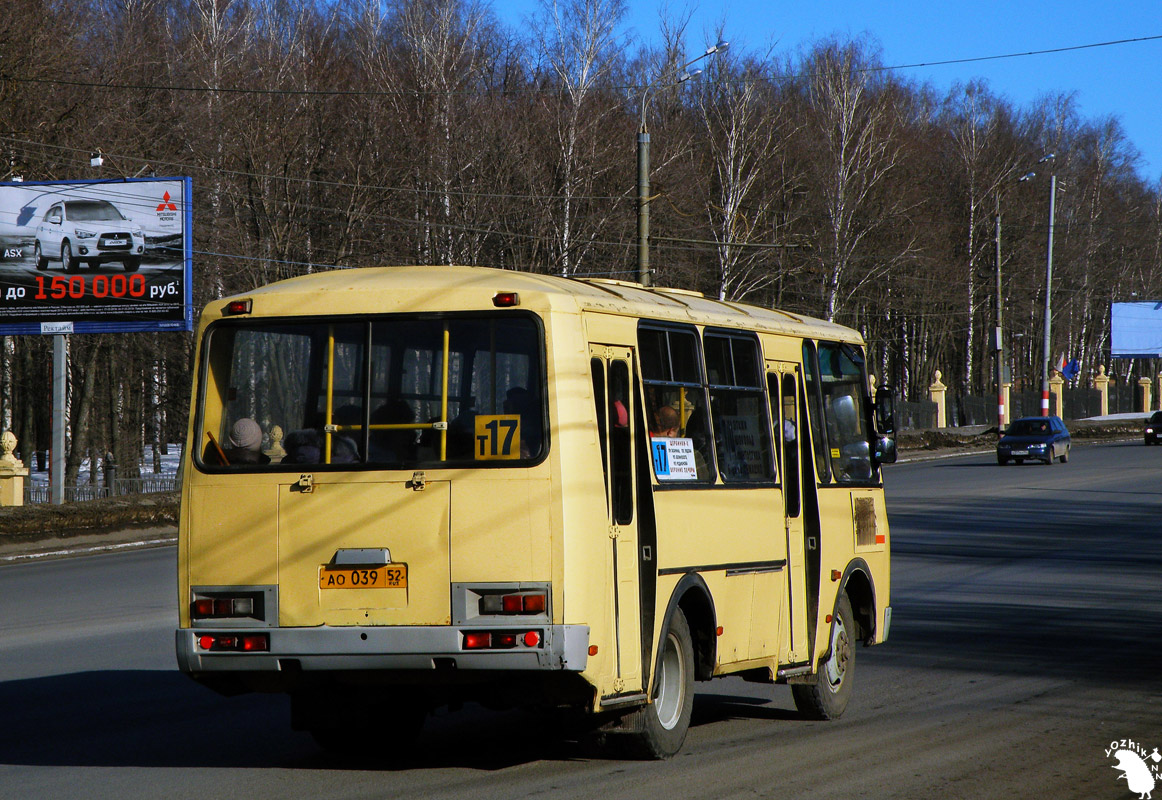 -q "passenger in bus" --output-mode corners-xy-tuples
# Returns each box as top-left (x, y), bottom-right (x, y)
(283, 410), (360, 464)
(652, 404), (680, 437)
(446, 399), (478, 458)
(369, 400), (416, 462)
(223, 418), (270, 465)
(504, 387), (541, 457)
